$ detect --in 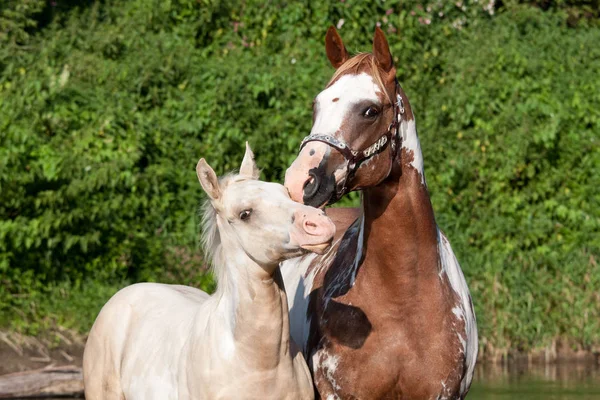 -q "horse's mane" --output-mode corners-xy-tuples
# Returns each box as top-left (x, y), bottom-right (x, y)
(200, 173), (248, 287)
(329, 52), (395, 105)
